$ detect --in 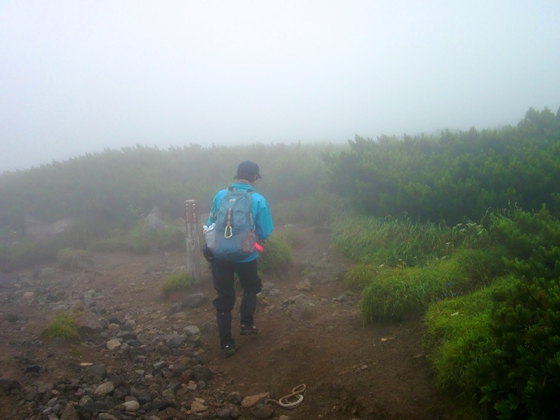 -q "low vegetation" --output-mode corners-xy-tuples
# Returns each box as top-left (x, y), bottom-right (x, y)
(335, 205), (560, 419)
(162, 272), (193, 298)
(258, 233), (293, 273)
(90, 223), (185, 254)
(46, 311), (80, 340)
